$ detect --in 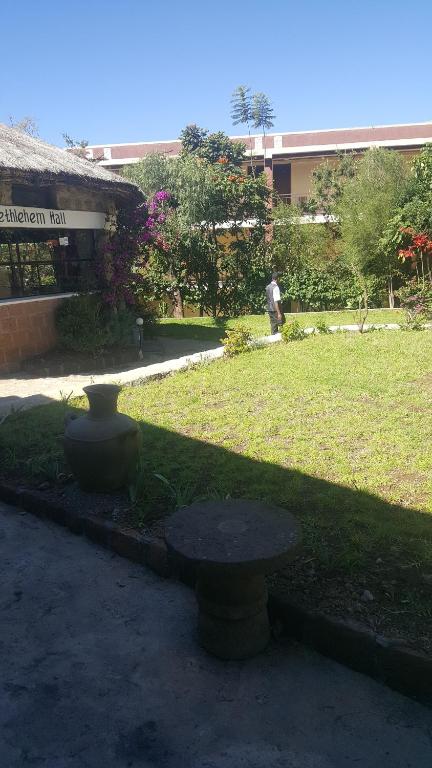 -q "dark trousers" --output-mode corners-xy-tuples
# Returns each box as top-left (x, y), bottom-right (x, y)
(268, 311), (281, 335)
